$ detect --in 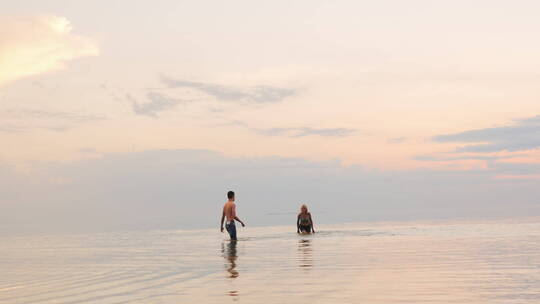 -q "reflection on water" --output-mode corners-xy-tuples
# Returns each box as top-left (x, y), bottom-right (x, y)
(222, 241), (239, 278)
(222, 240), (239, 300)
(297, 238), (313, 269)
(1, 218), (540, 303)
